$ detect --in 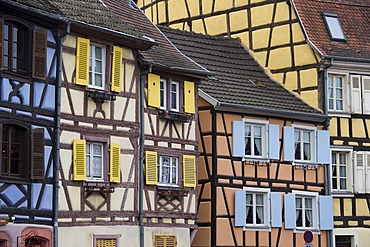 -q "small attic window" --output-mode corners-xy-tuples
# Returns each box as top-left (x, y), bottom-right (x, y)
(323, 12), (346, 41)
